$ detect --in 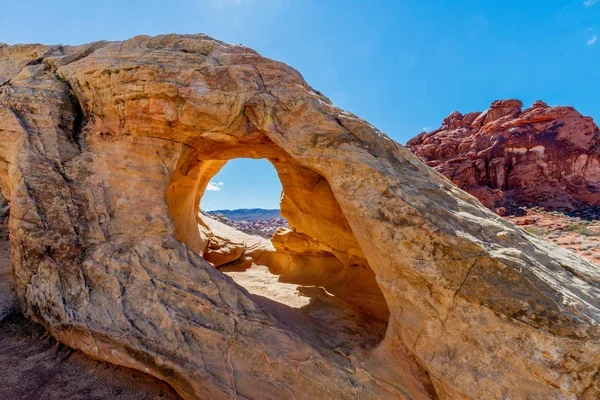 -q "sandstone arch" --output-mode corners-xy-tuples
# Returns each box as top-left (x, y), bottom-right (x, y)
(168, 141), (390, 323)
(1, 35), (600, 399)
